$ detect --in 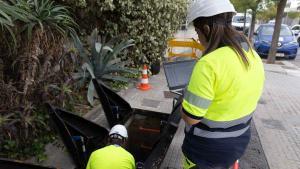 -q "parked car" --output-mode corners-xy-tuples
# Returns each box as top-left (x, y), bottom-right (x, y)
(291, 25), (300, 46)
(253, 24), (298, 60)
(268, 20), (275, 24)
(296, 34), (300, 47)
(232, 13), (251, 34)
(291, 24), (300, 36)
